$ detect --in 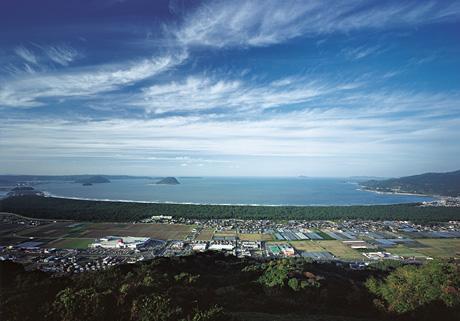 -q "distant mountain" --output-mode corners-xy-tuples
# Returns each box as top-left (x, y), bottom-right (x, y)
(156, 177), (180, 185)
(360, 170), (460, 197)
(74, 175), (110, 184)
